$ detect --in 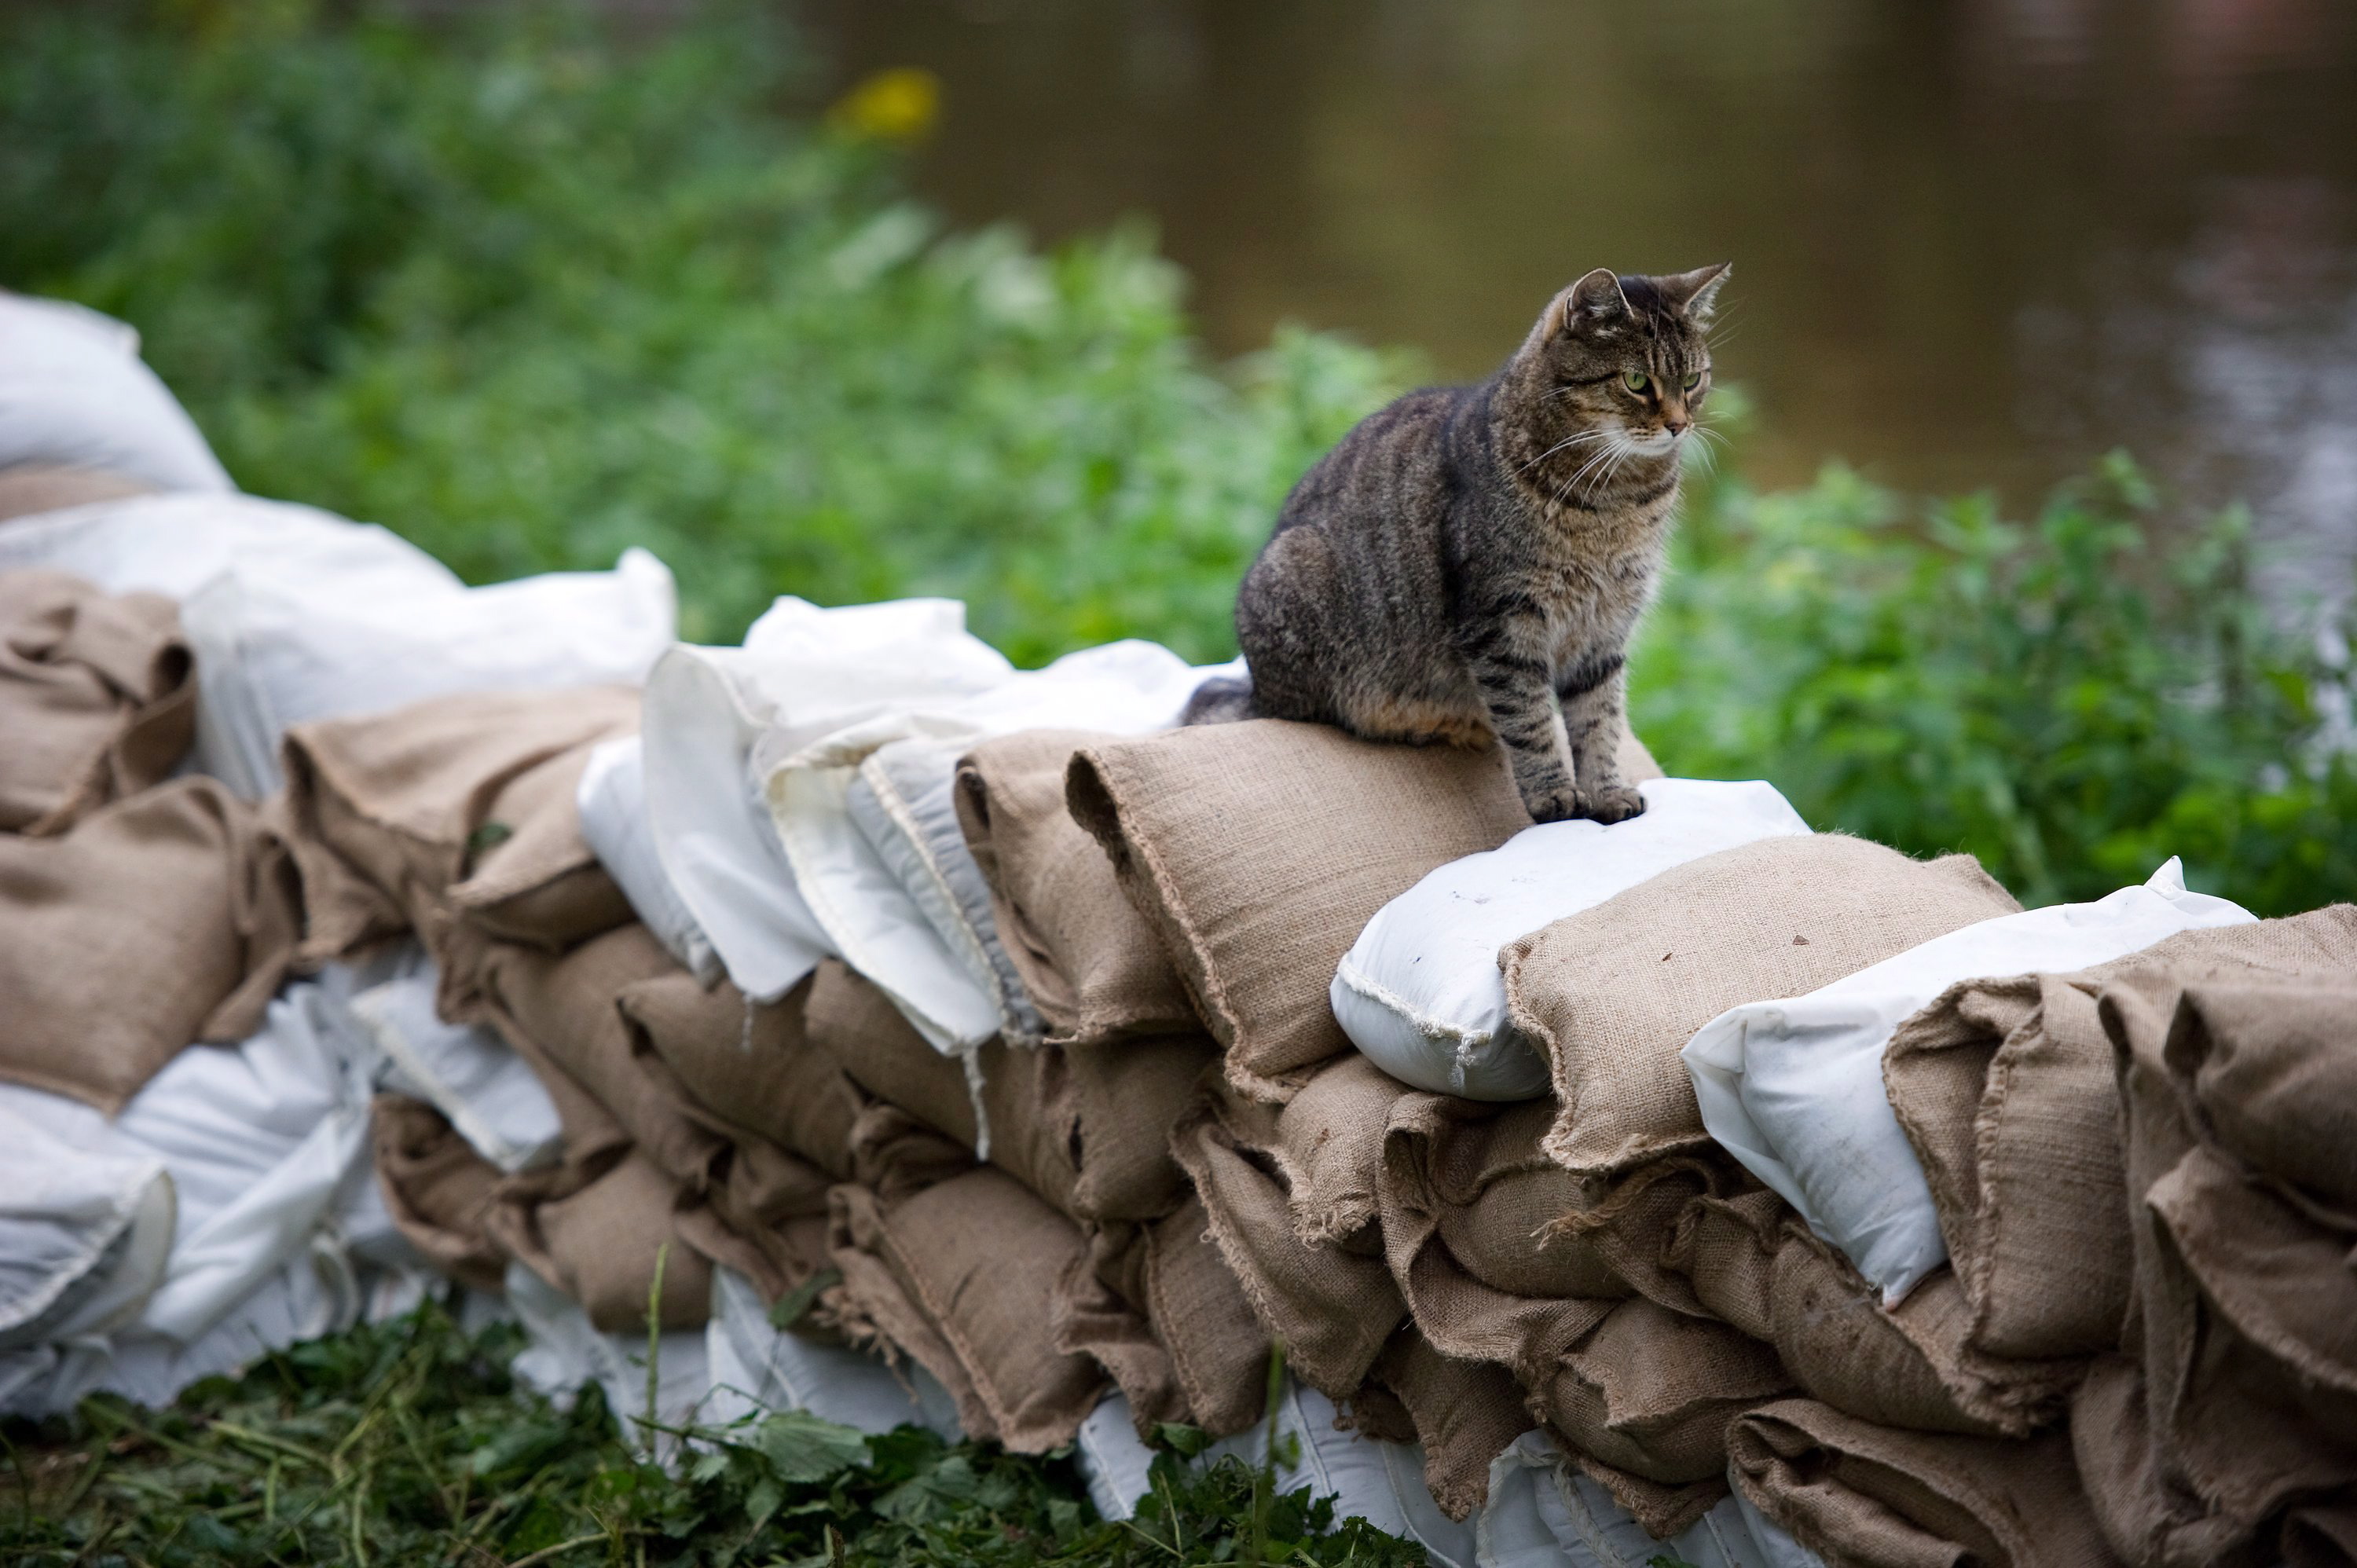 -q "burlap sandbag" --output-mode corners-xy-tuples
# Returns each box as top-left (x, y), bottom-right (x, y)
(2071, 943), (2357, 1568)
(0, 776), (300, 1111)
(371, 1094), (510, 1294)
(280, 686), (638, 999)
(1503, 833), (2019, 1181)
(954, 728), (1200, 1044)
(1051, 1032), (1220, 1222)
(1365, 1331), (1530, 1522)
(1886, 906), (2357, 1369)
(803, 959), (1079, 1214)
(1730, 1399), (2121, 1568)
(1056, 1222), (1189, 1434)
(488, 1150), (713, 1332)
(0, 568), (194, 834)
(1169, 1083), (1406, 1398)
(0, 462), (154, 522)
(1534, 1295), (1790, 1489)
(619, 969), (860, 1181)
(475, 923), (729, 1191)
(829, 1166), (1106, 1453)
(1068, 718), (1660, 1101)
